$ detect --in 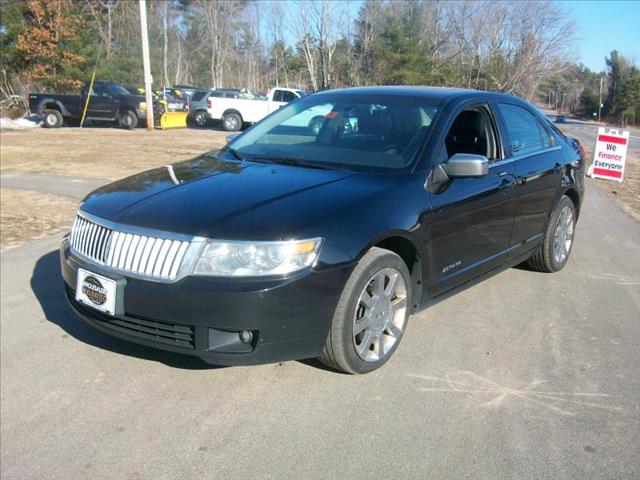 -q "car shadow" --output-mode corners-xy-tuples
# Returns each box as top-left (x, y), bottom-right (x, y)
(31, 250), (218, 370)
